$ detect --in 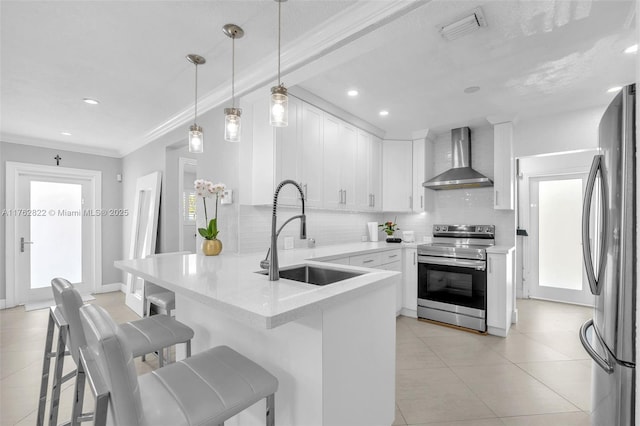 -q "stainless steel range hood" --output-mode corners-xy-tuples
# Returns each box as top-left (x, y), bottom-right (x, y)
(423, 127), (493, 190)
